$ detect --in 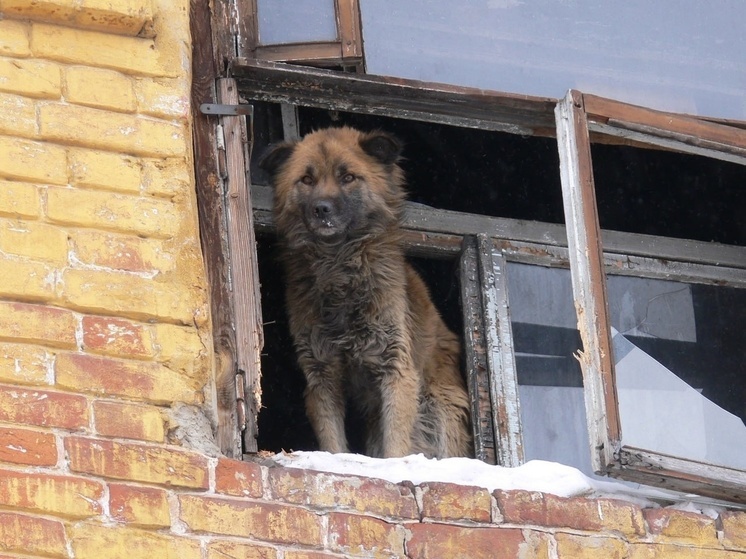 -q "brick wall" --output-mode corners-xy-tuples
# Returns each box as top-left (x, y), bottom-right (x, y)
(0, 1), (744, 557)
